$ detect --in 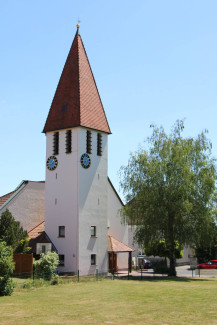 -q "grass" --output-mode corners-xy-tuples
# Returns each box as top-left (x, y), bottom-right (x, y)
(1, 277), (217, 324)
